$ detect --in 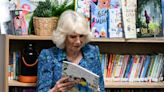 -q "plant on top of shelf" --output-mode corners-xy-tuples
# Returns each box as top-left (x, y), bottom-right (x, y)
(29, 0), (74, 36)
